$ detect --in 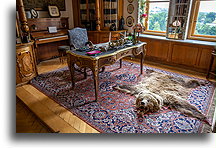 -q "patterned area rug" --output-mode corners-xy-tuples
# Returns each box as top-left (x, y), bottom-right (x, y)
(30, 61), (215, 133)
